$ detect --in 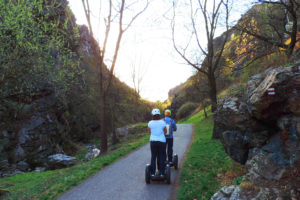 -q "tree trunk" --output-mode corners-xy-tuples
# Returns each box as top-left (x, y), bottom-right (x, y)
(110, 103), (118, 145)
(203, 105), (207, 118)
(111, 129), (118, 145)
(208, 74), (219, 139)
(208, 74), (217, 113)
(287, 13), (298, 58)
(100, 93), (108, 153)
(211, 114), (219, 139)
